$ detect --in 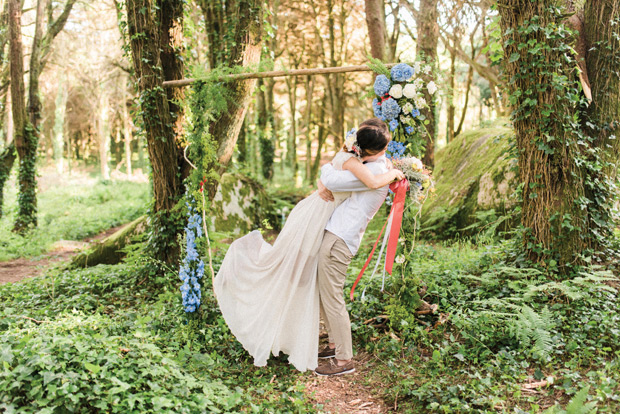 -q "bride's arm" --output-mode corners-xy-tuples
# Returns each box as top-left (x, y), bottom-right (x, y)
(320, 162), (387, 192)
(342, 158), (404, 189)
